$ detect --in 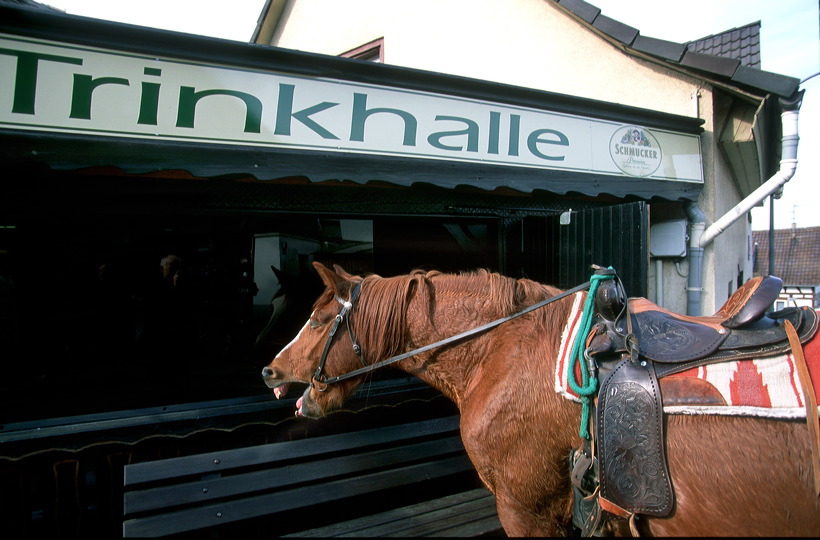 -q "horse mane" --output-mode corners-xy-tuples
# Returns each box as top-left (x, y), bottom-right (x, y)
(352, 268), (566, 364)
(352, 270), (426, 364)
